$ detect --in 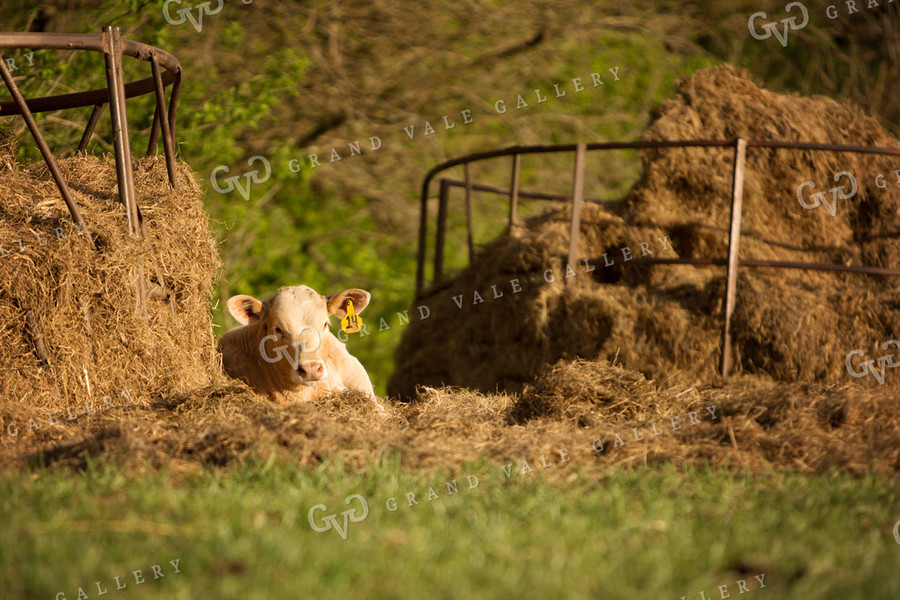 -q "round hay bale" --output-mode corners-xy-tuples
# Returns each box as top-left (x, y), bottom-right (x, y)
(0, 153), (221, 446)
